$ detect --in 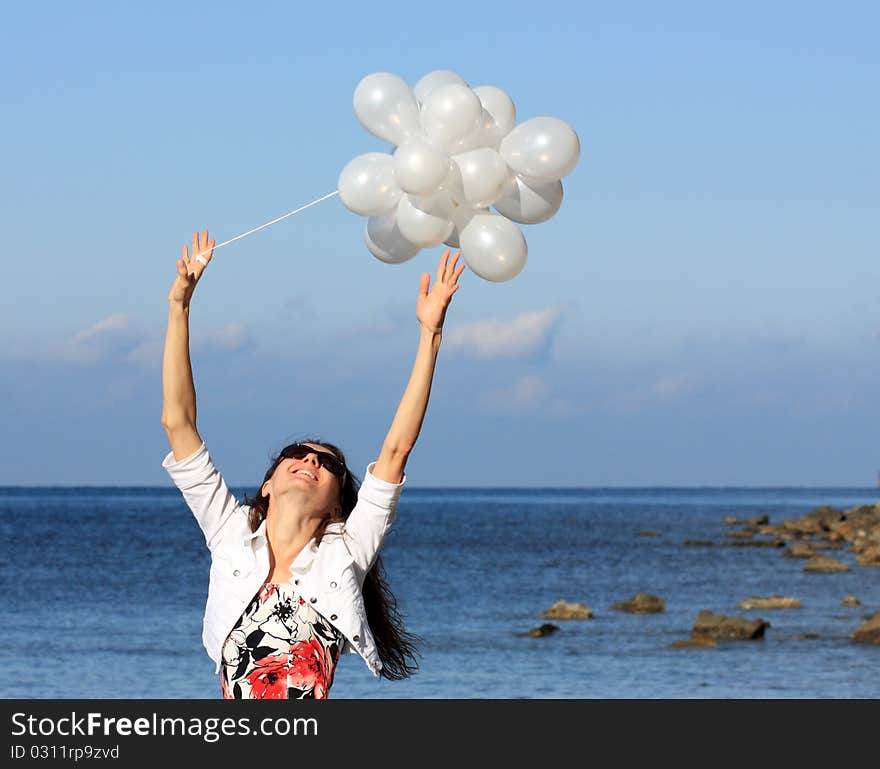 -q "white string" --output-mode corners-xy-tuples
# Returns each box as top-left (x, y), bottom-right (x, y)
(190, 190), (339, 262)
